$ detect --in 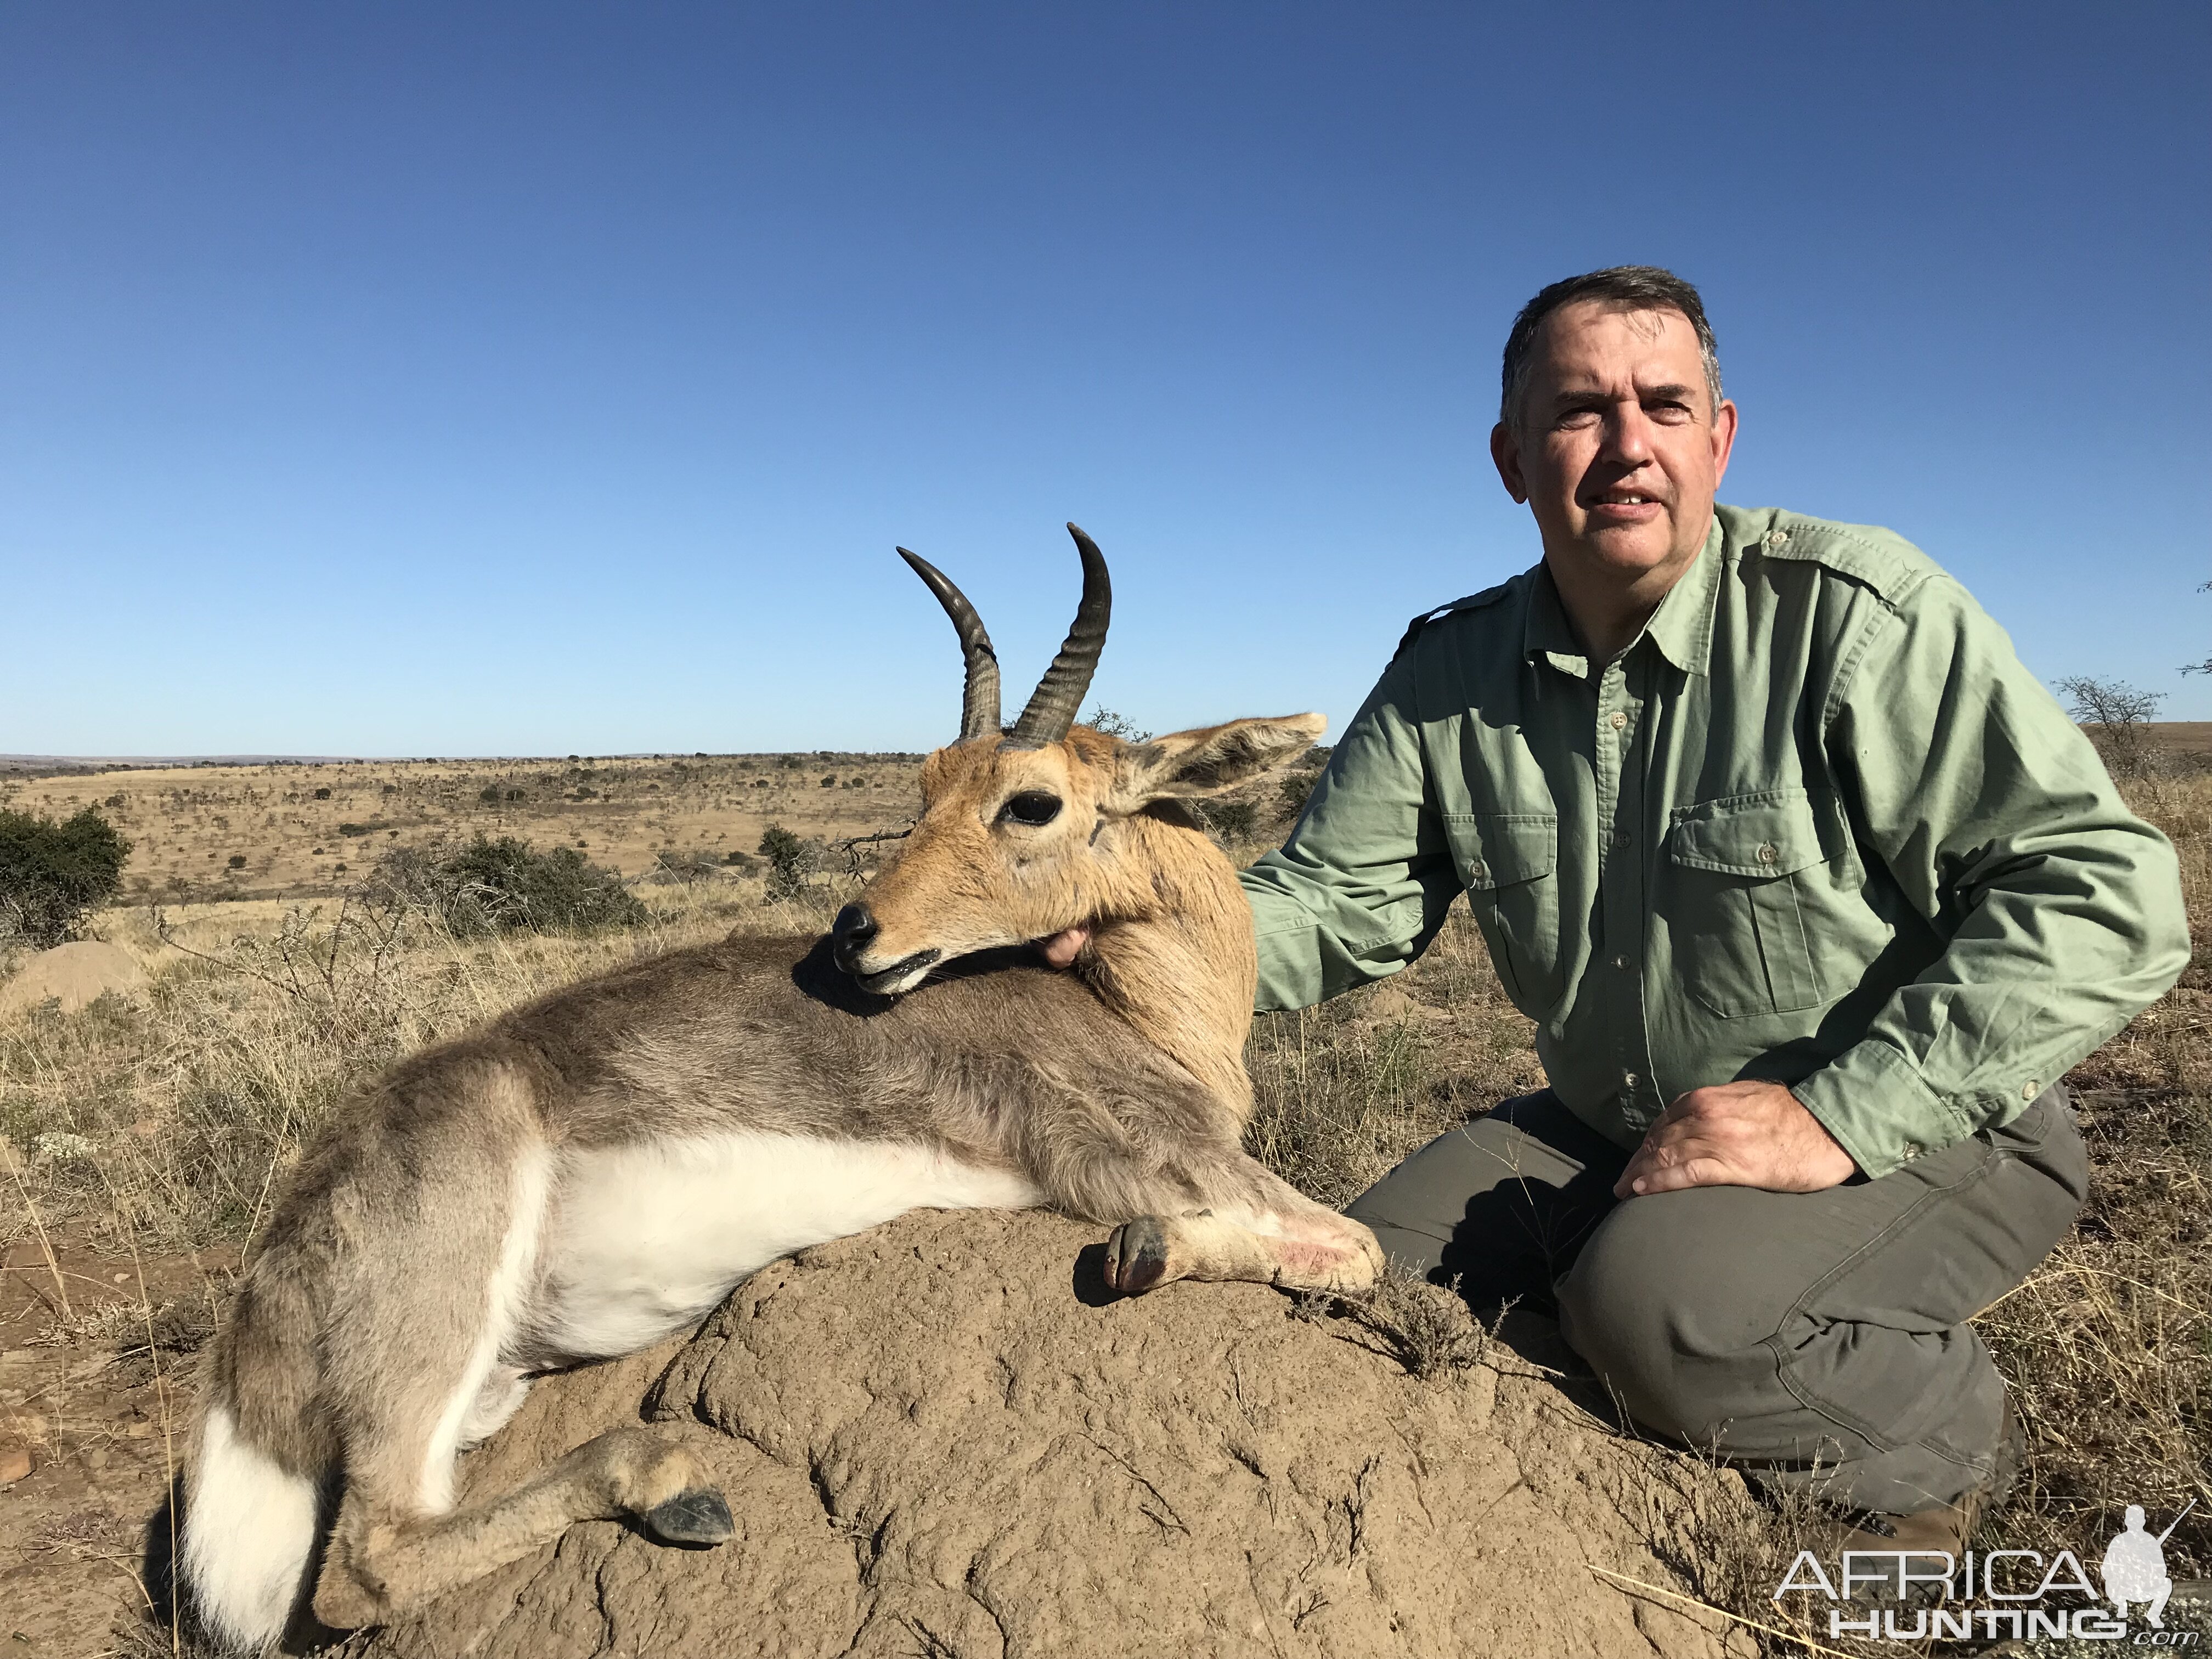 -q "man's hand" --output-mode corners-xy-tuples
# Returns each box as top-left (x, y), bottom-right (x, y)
(1612, 1081), (1856, 1198)
(1035, 925), (1091, 968)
